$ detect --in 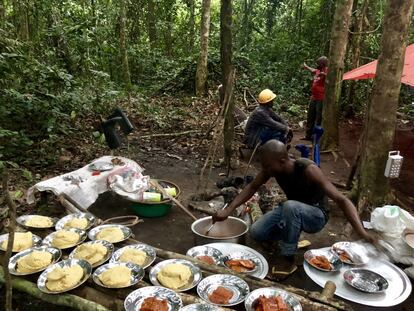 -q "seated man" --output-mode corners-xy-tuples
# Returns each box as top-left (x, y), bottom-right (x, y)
(244, 89), (291, 148)
(213, 140), (376, 279)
